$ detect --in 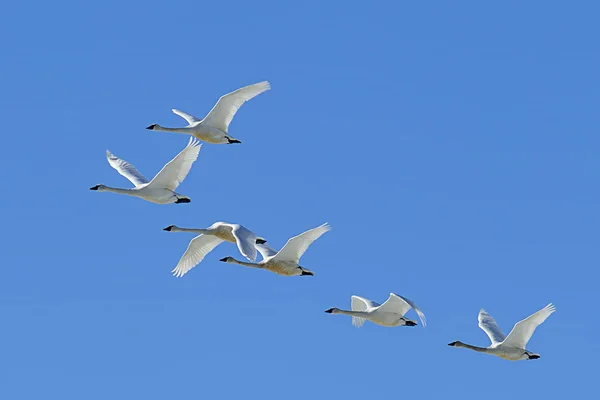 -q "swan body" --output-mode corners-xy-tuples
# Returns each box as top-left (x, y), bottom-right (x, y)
(448, 304), (556, 361)
(219, 223), (331, 276)
(90, 137), (201, 204)
(163, 222), (267, 277)
(325, 293), (427, 328)
(146, 81), (271, 144)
